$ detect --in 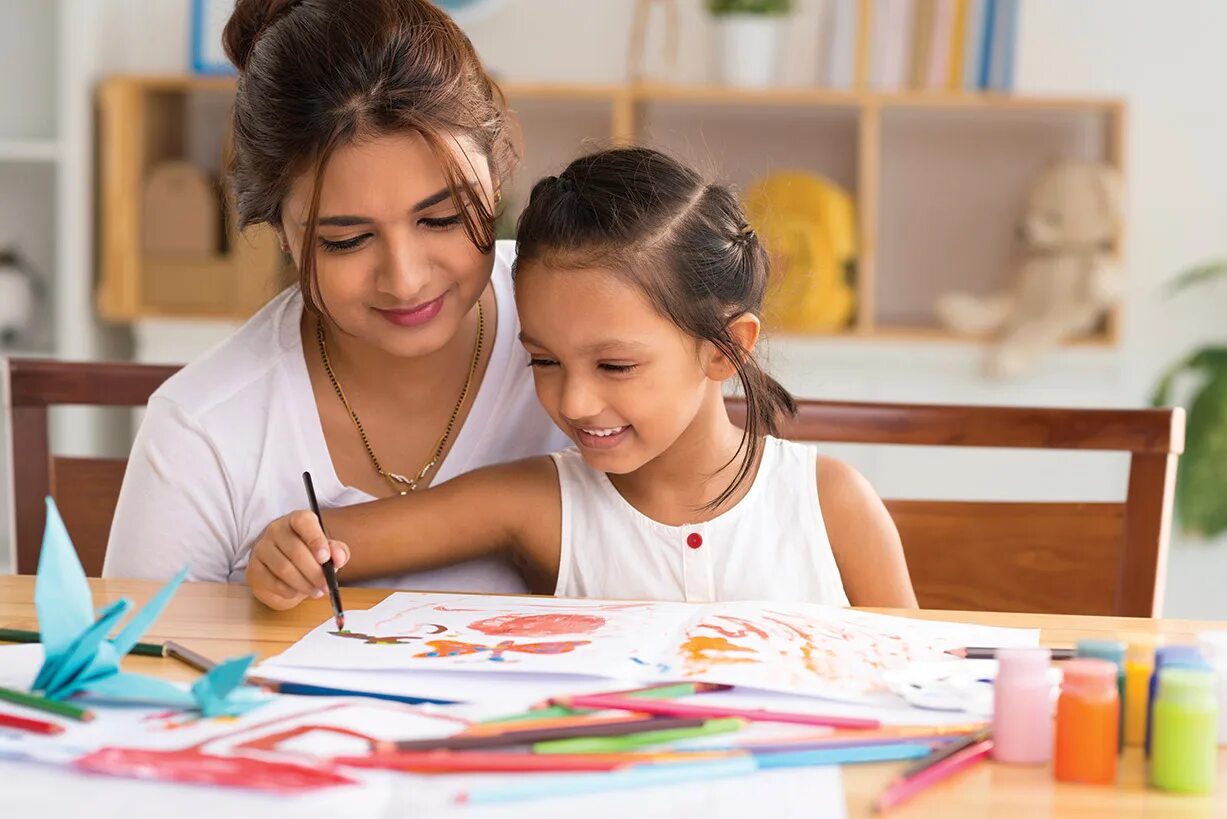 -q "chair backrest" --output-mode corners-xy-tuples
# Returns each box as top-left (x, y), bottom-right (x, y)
(5, 357), (1183, 617)
(6, 358), (178, 576)
(727, 399), (1184, 617)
